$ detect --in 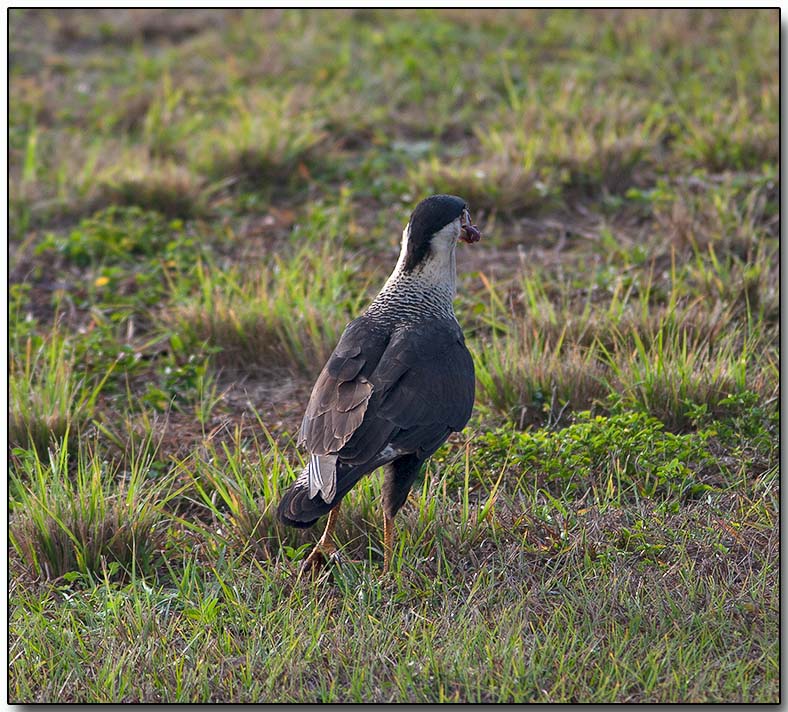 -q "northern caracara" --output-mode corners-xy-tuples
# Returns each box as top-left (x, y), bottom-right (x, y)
(277, 195), (481, 574)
